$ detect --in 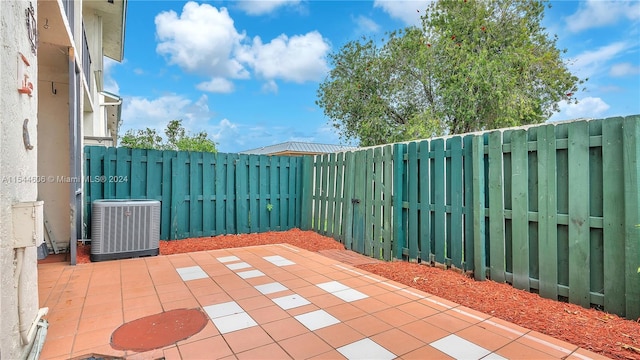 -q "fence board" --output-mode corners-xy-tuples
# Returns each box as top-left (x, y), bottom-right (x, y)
(393, 143), (406, 259)
(488, 131), (506, 282)
(623, 116), (640, 319)
(382, 146), (393, 261)
(335, 153), (345, 241)
(472, 135), (487, 281)
(373, 147), (383, 259)
(511, 130), (529, 290)
(537, 124), (558, 300)
(432, 139), (446, 264)
(418, 141), (431, 263)
(408, 142), (419, 260)
(450, 137), (464, 269)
